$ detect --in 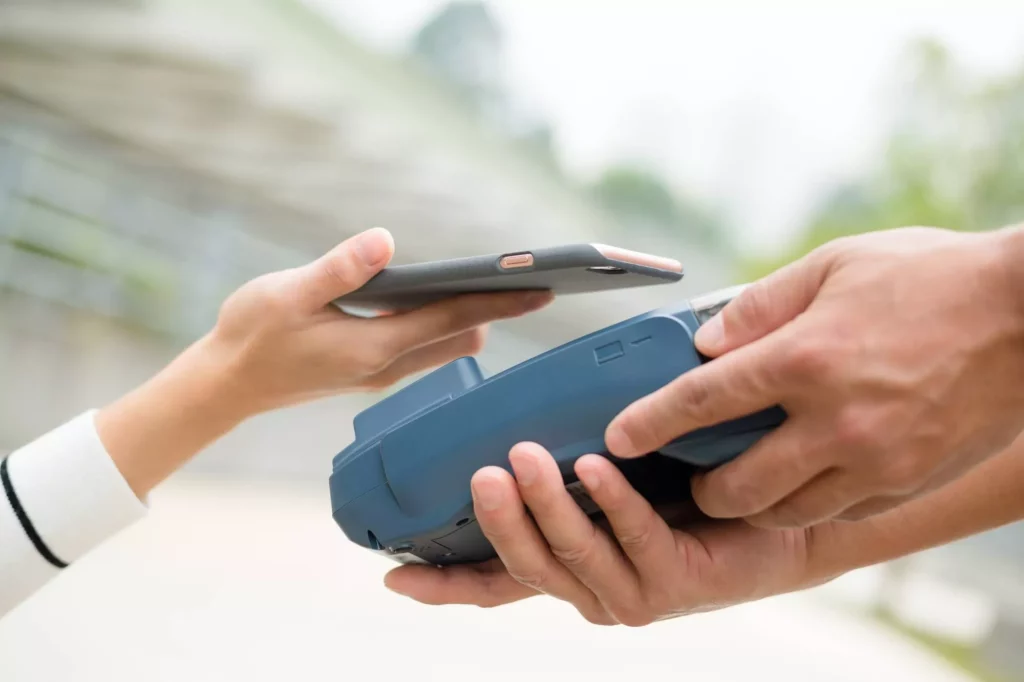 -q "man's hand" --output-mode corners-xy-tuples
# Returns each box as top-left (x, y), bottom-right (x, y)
(603, 226), (1024, 528)
(384, 443), (825, 626)
(385, 433), (1024, 626)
